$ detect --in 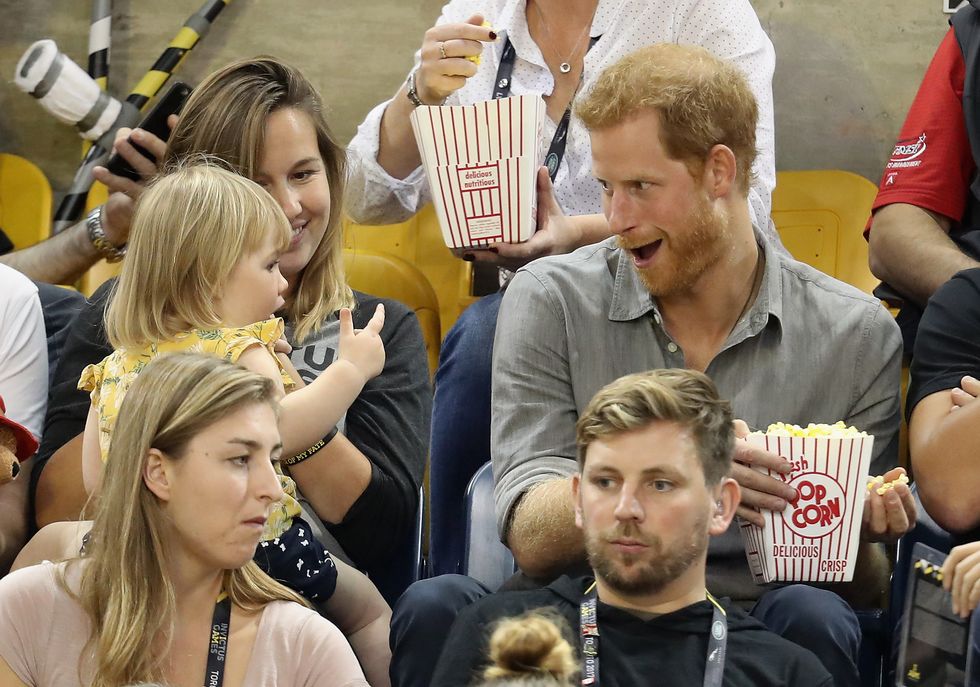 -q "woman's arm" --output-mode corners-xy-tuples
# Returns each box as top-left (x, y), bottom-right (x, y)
(311, 300), (430, 567)
(284, 298), (429, 570)
(320, 557), (391, 687)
